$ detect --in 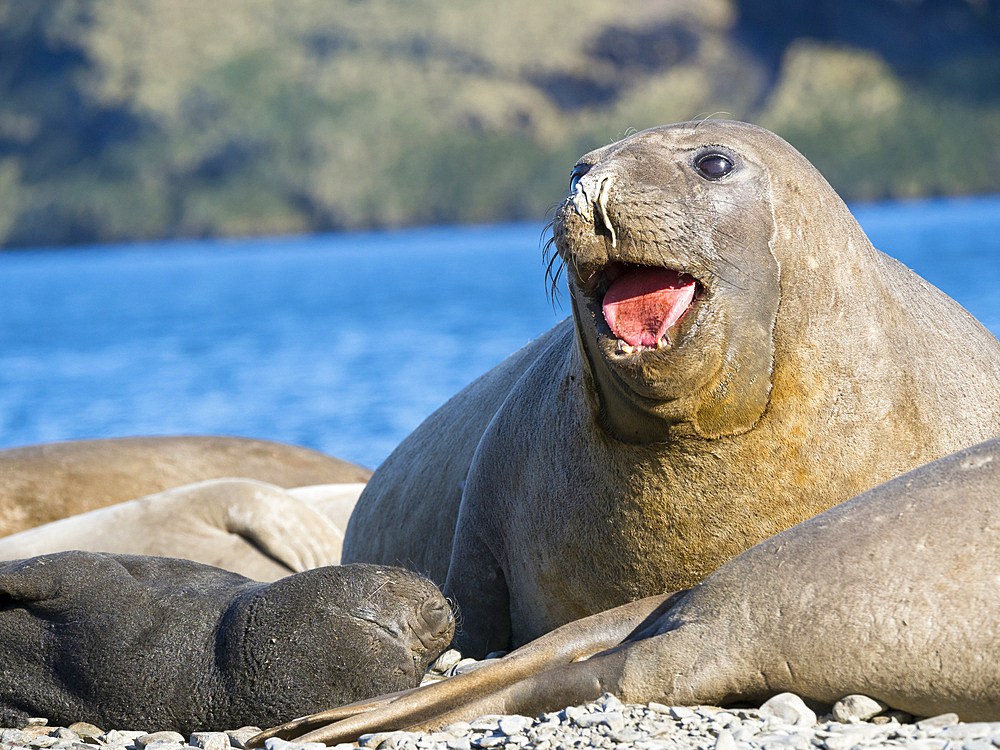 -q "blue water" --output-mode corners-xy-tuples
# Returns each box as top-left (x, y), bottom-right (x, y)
(2, 195), (1000, 470)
